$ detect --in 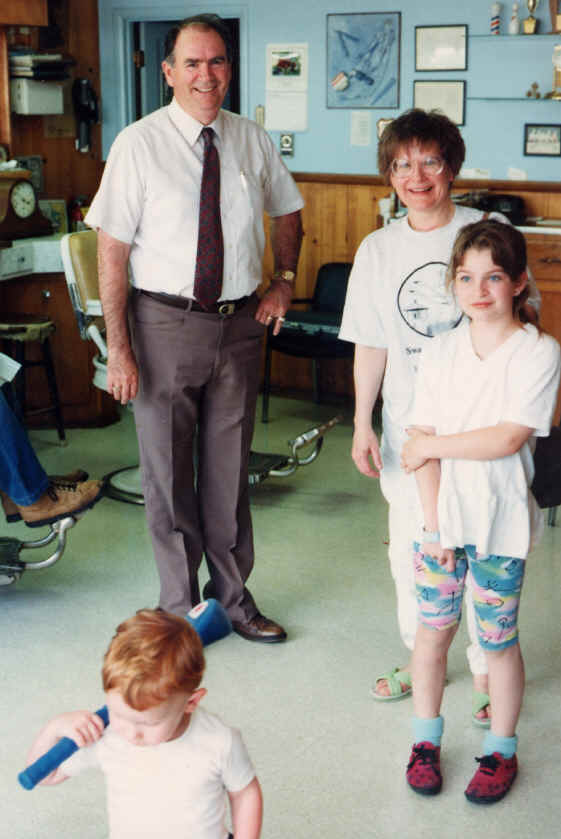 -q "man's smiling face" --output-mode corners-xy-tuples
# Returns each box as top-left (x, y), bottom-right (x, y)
(162, 25), (231, 125)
